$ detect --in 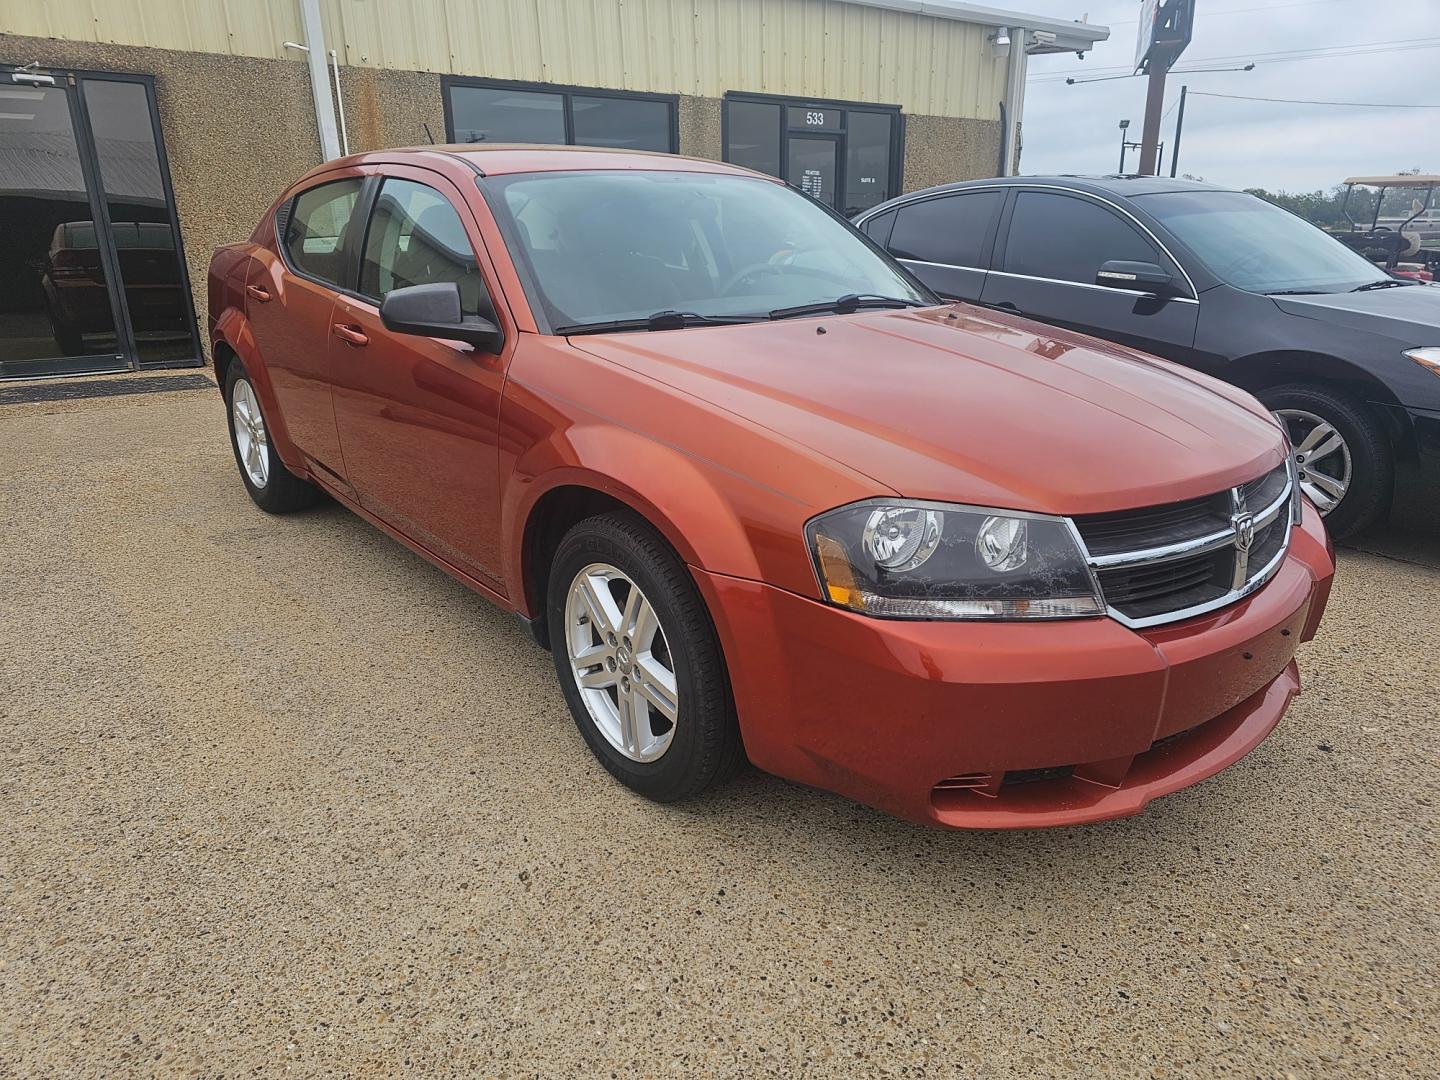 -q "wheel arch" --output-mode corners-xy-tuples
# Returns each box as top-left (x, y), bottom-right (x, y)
(1221, 350), (1411, 450)
(209, 310), (303, 467)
